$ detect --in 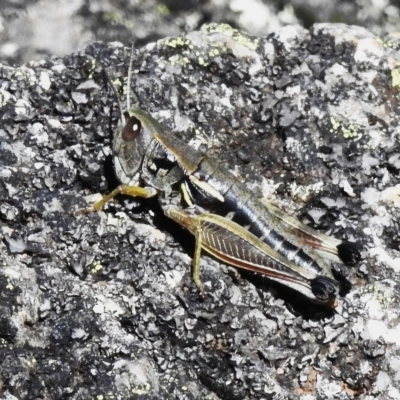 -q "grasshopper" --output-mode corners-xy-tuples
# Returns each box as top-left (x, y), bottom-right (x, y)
(78, 51), (361, 307)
